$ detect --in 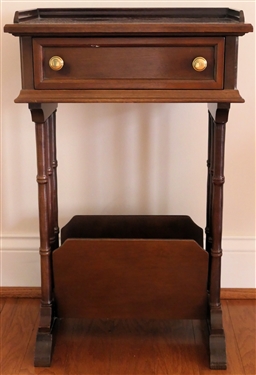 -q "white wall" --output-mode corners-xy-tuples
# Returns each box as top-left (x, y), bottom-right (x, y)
(1, 1), (255, 287)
